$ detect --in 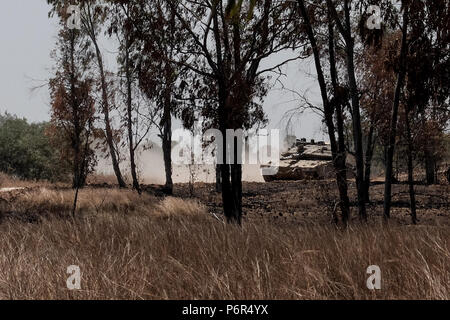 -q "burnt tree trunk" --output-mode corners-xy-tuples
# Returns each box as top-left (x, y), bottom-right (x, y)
(345, 39), (367, 221)
(364, 122), (375, 203)
(162, 94), (173, 195)
(215, 164), (222, 192)
(405, 110), (417, 224)
(326, 0), (366, 221)
(299, 0), (350, 225)
(329, 7), (350, 225)
(425, 149), (437, 185)
(421, 111), (437, 185)
(384, 7), (409, 220)
(209, 6), (242, 225)
(230, 162), (243, 224)
(219, 97), (242, 224)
